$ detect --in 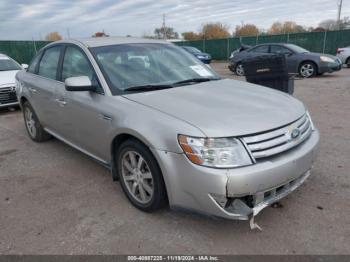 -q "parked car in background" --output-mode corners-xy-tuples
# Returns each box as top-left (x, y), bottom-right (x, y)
(229, 43), (342, 78)
(0, 54), (27, 108)
(336, 47), (350, 67)
(16, 37), (319, 227)
(182, 46), (212, 64)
